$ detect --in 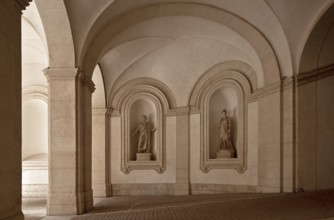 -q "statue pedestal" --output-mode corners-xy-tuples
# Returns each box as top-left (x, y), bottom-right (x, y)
(216, 150), (232, 159)
(136, 153), (152, 161)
